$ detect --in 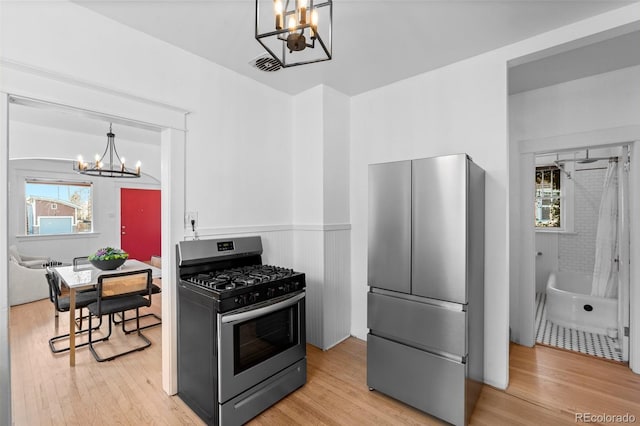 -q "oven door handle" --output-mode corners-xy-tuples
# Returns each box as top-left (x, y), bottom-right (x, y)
(221, 292), (305, 324)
